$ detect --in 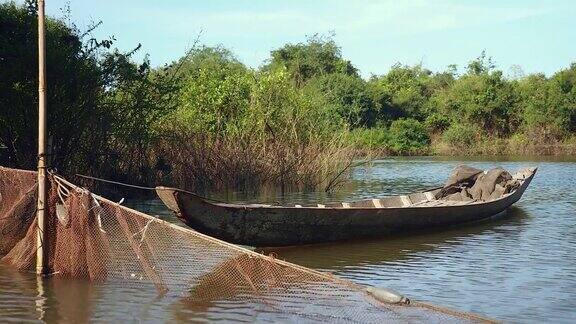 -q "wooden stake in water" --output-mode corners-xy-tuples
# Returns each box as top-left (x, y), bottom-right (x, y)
(36, 0), (48, 275)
